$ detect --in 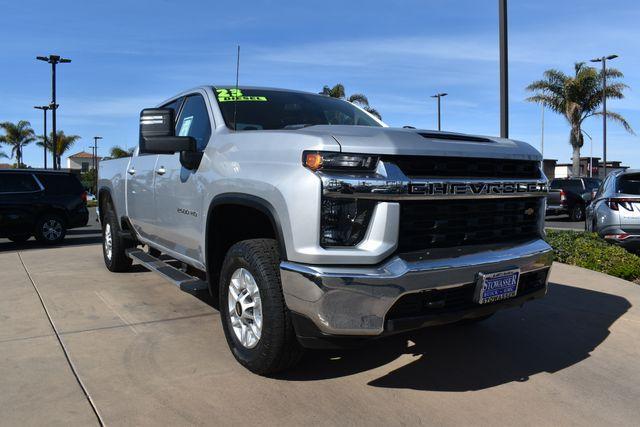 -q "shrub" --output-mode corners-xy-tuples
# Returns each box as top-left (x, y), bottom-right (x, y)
(545, 229), (640, 282)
